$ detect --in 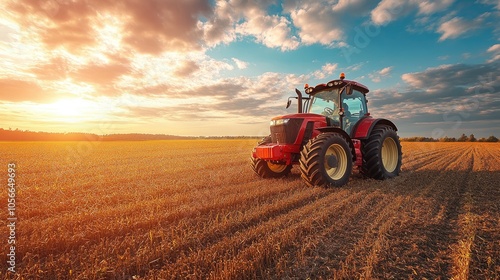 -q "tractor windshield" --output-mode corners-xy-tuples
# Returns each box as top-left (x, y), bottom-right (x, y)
(308, 88), (341, 125)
